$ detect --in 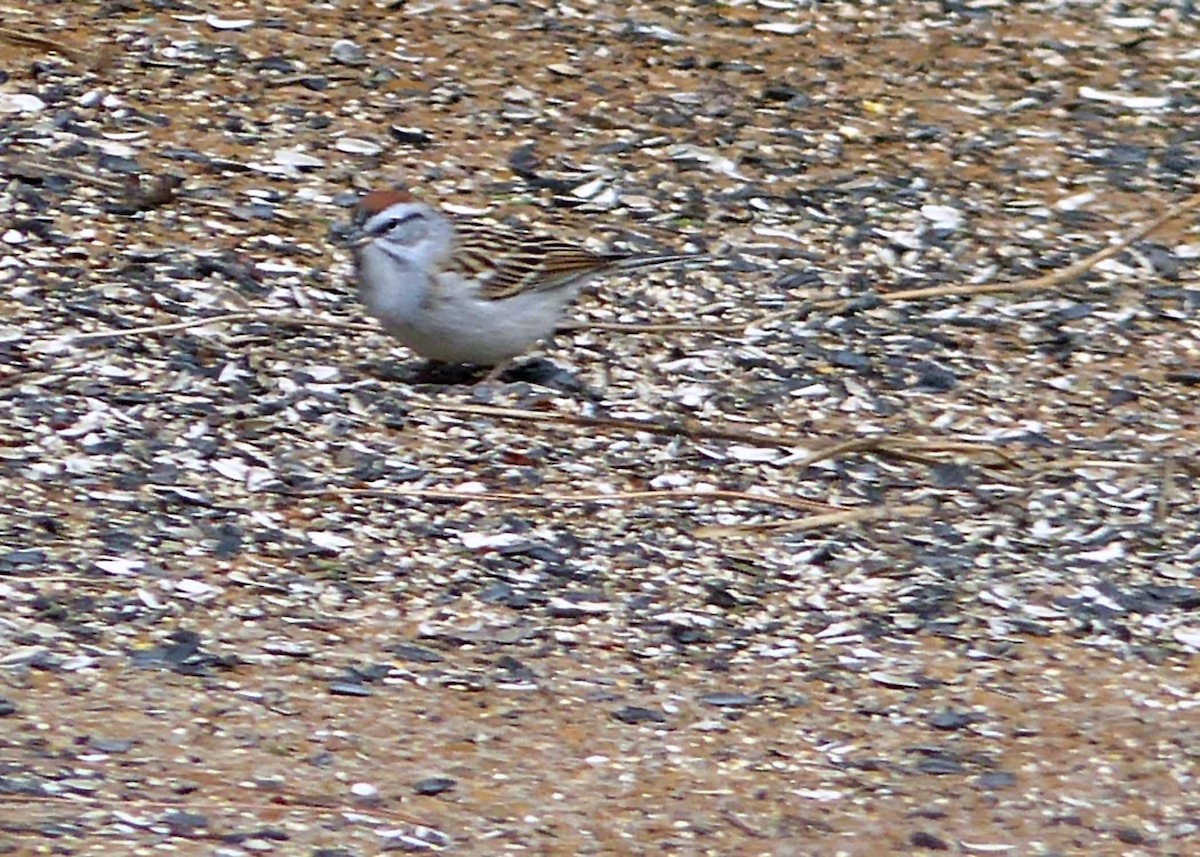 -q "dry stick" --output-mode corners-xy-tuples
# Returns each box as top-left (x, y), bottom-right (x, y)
(785, 436), (894, 470)
(55, 311), (374, 344)
(0, 792), (428, 824)
(561, 319), (741, 333)
(570, 189), (1200, 336)
(63, 311), (257, 342)
(1, 156), (179, 204)
(1156, 456), (1176, 525)
(419, 401), (1017, 467)
(694, 504), (931, 537)
(423, 401), (779, 447)
(881, 188), (1200, 301)
(754, 188), (1200, 327)
(0, 26), (90, 65)
(781, 436), (943, 469)
(2, 155), (265, 214)
(794, 437), (1021, 469)
(2, 156), (128, 193)
(271, 72), (368, 86)
(720, 809), (771, 839)
(1022, 457), (1155, 473)
(281, 485), (842, 514)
